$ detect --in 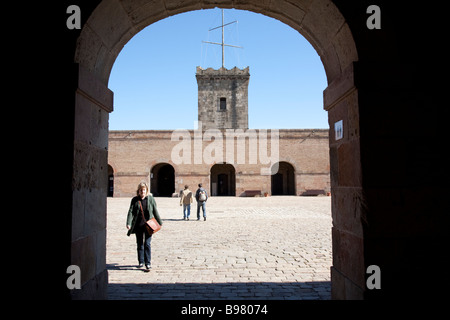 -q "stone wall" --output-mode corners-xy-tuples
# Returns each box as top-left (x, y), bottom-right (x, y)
(196, 67), (249, 130)
(70, 65), (111, 299)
